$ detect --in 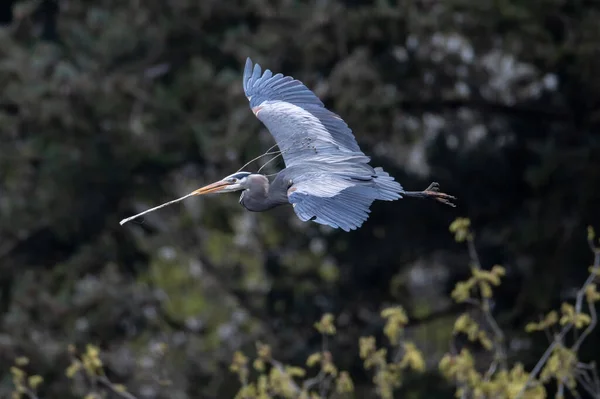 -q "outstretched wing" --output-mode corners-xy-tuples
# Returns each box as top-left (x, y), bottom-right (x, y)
(289, 184), (376, 232)
(243, 58), (363, 167)
(282, 165), (403, 232)
(243, 58), (405, 231)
